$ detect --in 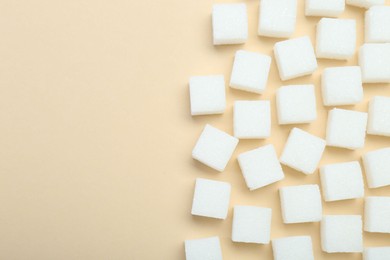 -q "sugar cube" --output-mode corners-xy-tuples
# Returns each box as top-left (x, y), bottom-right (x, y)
(185, 236), (222, 260)
(274, 36), (318, 81)
(305, 0), (345, 17)
(365, 6), (390, 43)
(321, 215), (363, 253)
(364, 196), (390, 233)
(280, 128), (326, 174)
(232, 206), (272, 244)
(279, 184), (322, 224)
(367, 96), (390, 137)
(272, 236), (314, 260)
(230, 50), (271, 94)
(347, 0), (385, 9)
(363, 147), (390, 188)
(359, 43), (390, 83)
(276, 84), (317, 125)
(237, 144), (284, 191)
(326, 108), (368, 150)
(364, 247), (390, 260)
